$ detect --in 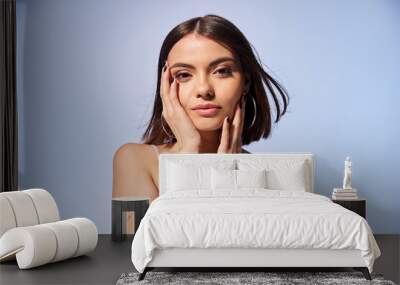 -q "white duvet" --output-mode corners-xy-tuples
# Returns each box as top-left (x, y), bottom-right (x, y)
(131, 189), (381, 273)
